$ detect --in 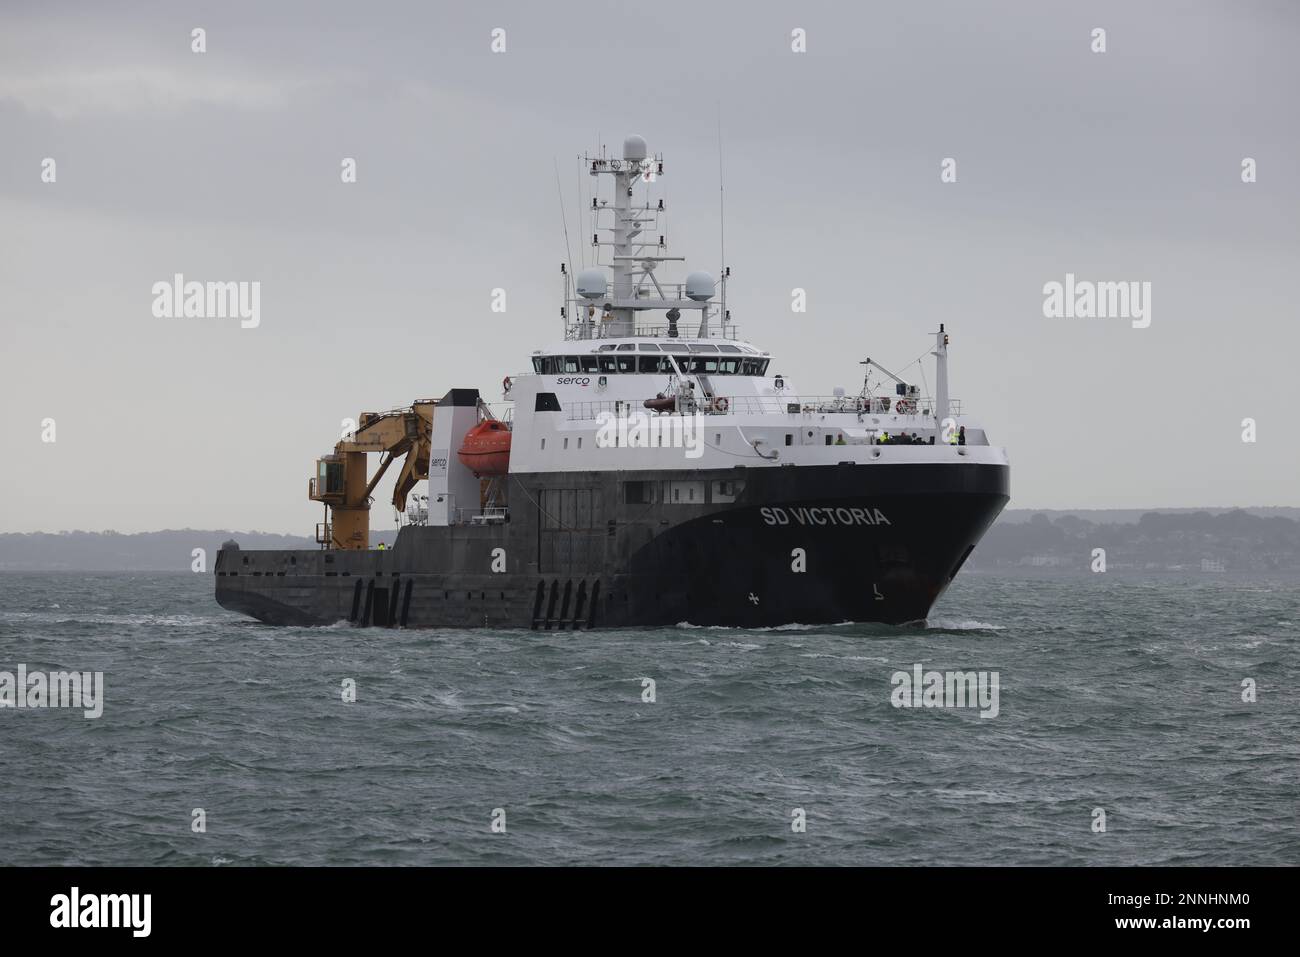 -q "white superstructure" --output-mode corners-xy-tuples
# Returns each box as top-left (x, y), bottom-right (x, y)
(497, 135), (1007, 477)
